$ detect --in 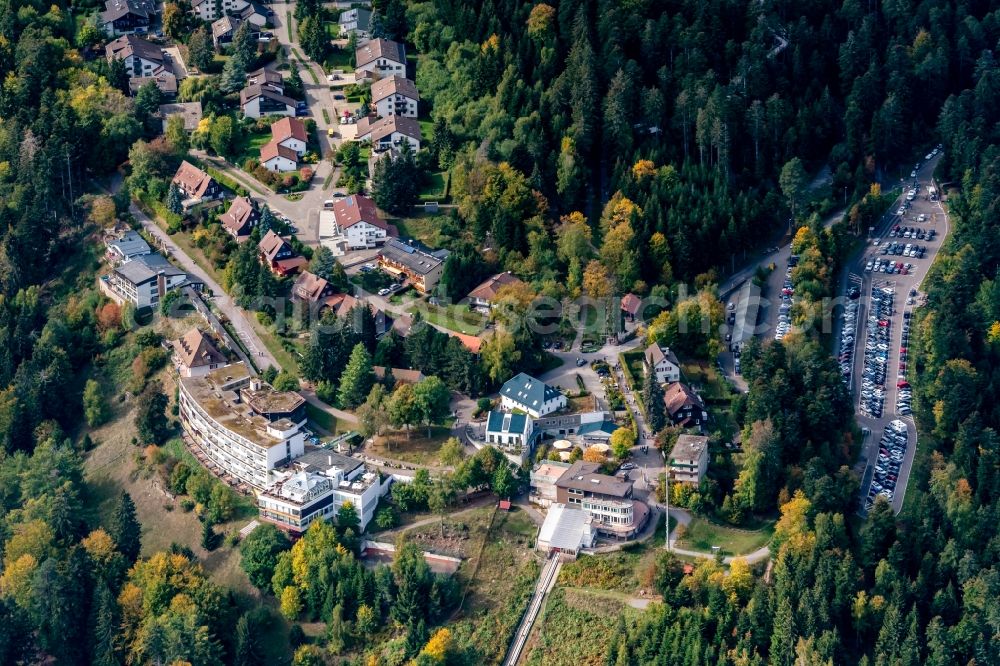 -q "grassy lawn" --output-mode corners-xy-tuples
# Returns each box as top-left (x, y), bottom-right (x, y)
(418, 118), (434, 142)
(324, 47), (354, 70)
(620, 350), (646, 392)
(247, 318), (300, 373)
(418, 170), (449, 202)
(415, 507), (540, 664)
(524, 587), (643, 665)
(306, 402), (339, 435)
(674, 516), (774, 556)
(235, 130), (272, 166)
(411, 302), (485, 336)
(369, 426), (454, 465)
(390, 213), (456, 248)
